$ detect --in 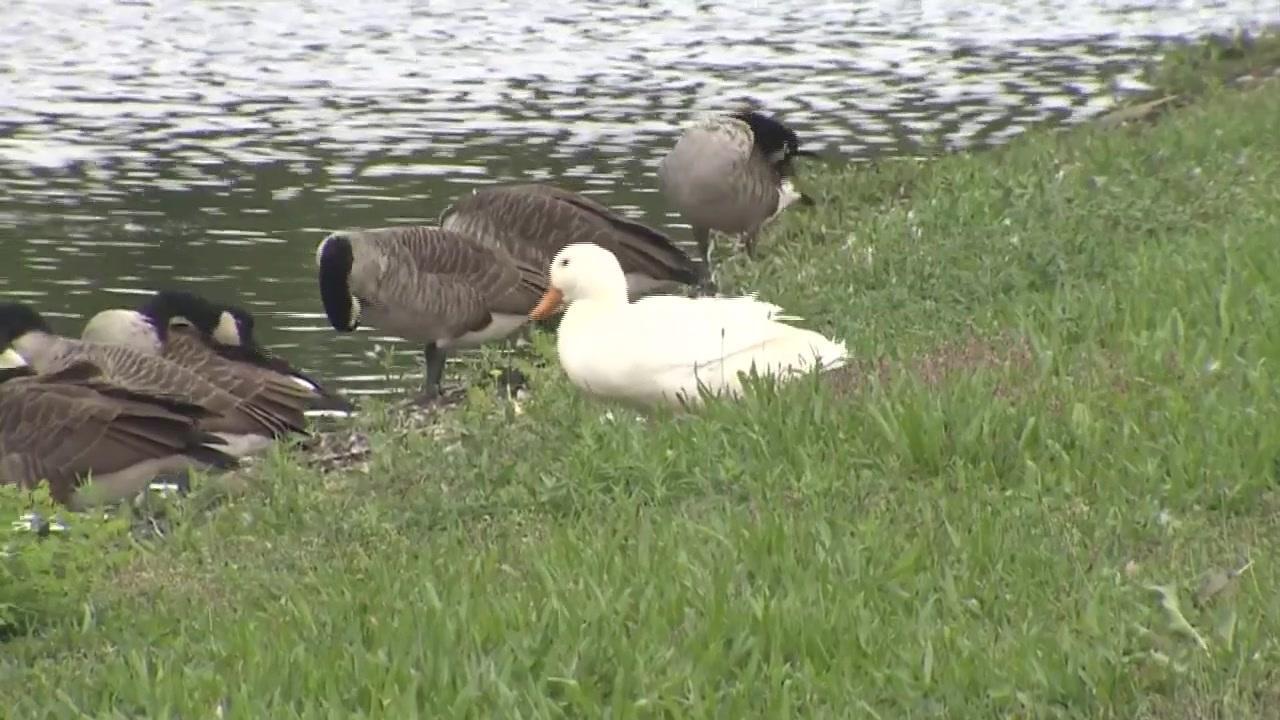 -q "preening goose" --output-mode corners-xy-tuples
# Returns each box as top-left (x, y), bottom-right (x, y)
(0, 347), (239, 510)
(528, 243), (848, 409)
(658, 109), (818, 265)
(81, 290), (354, 416)
(315, 226), (547, 400)
(0, 302), (294, 457)
(441, 182), (704, 296)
